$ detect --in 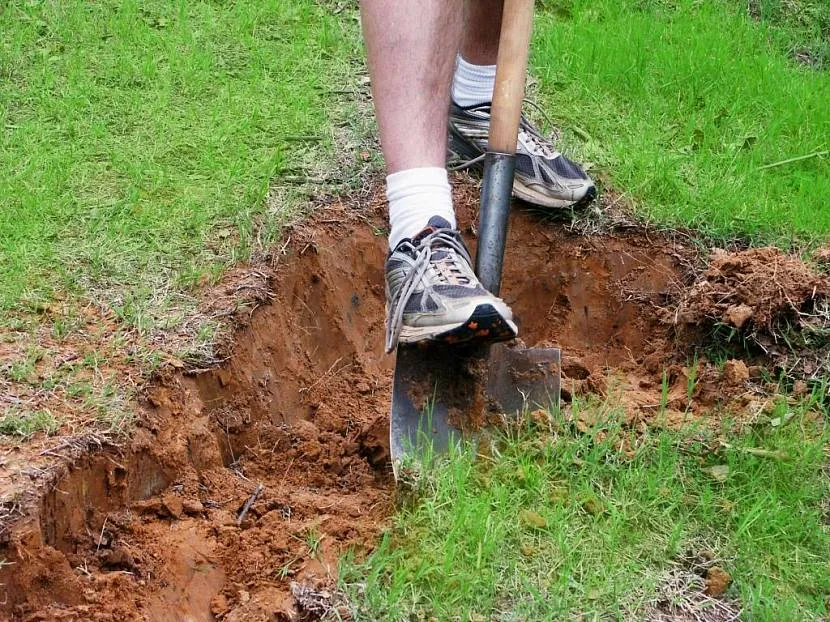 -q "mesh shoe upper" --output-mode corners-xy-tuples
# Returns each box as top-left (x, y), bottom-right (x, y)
(385, 216), (513, 352)
(448, 101), (596, 208)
